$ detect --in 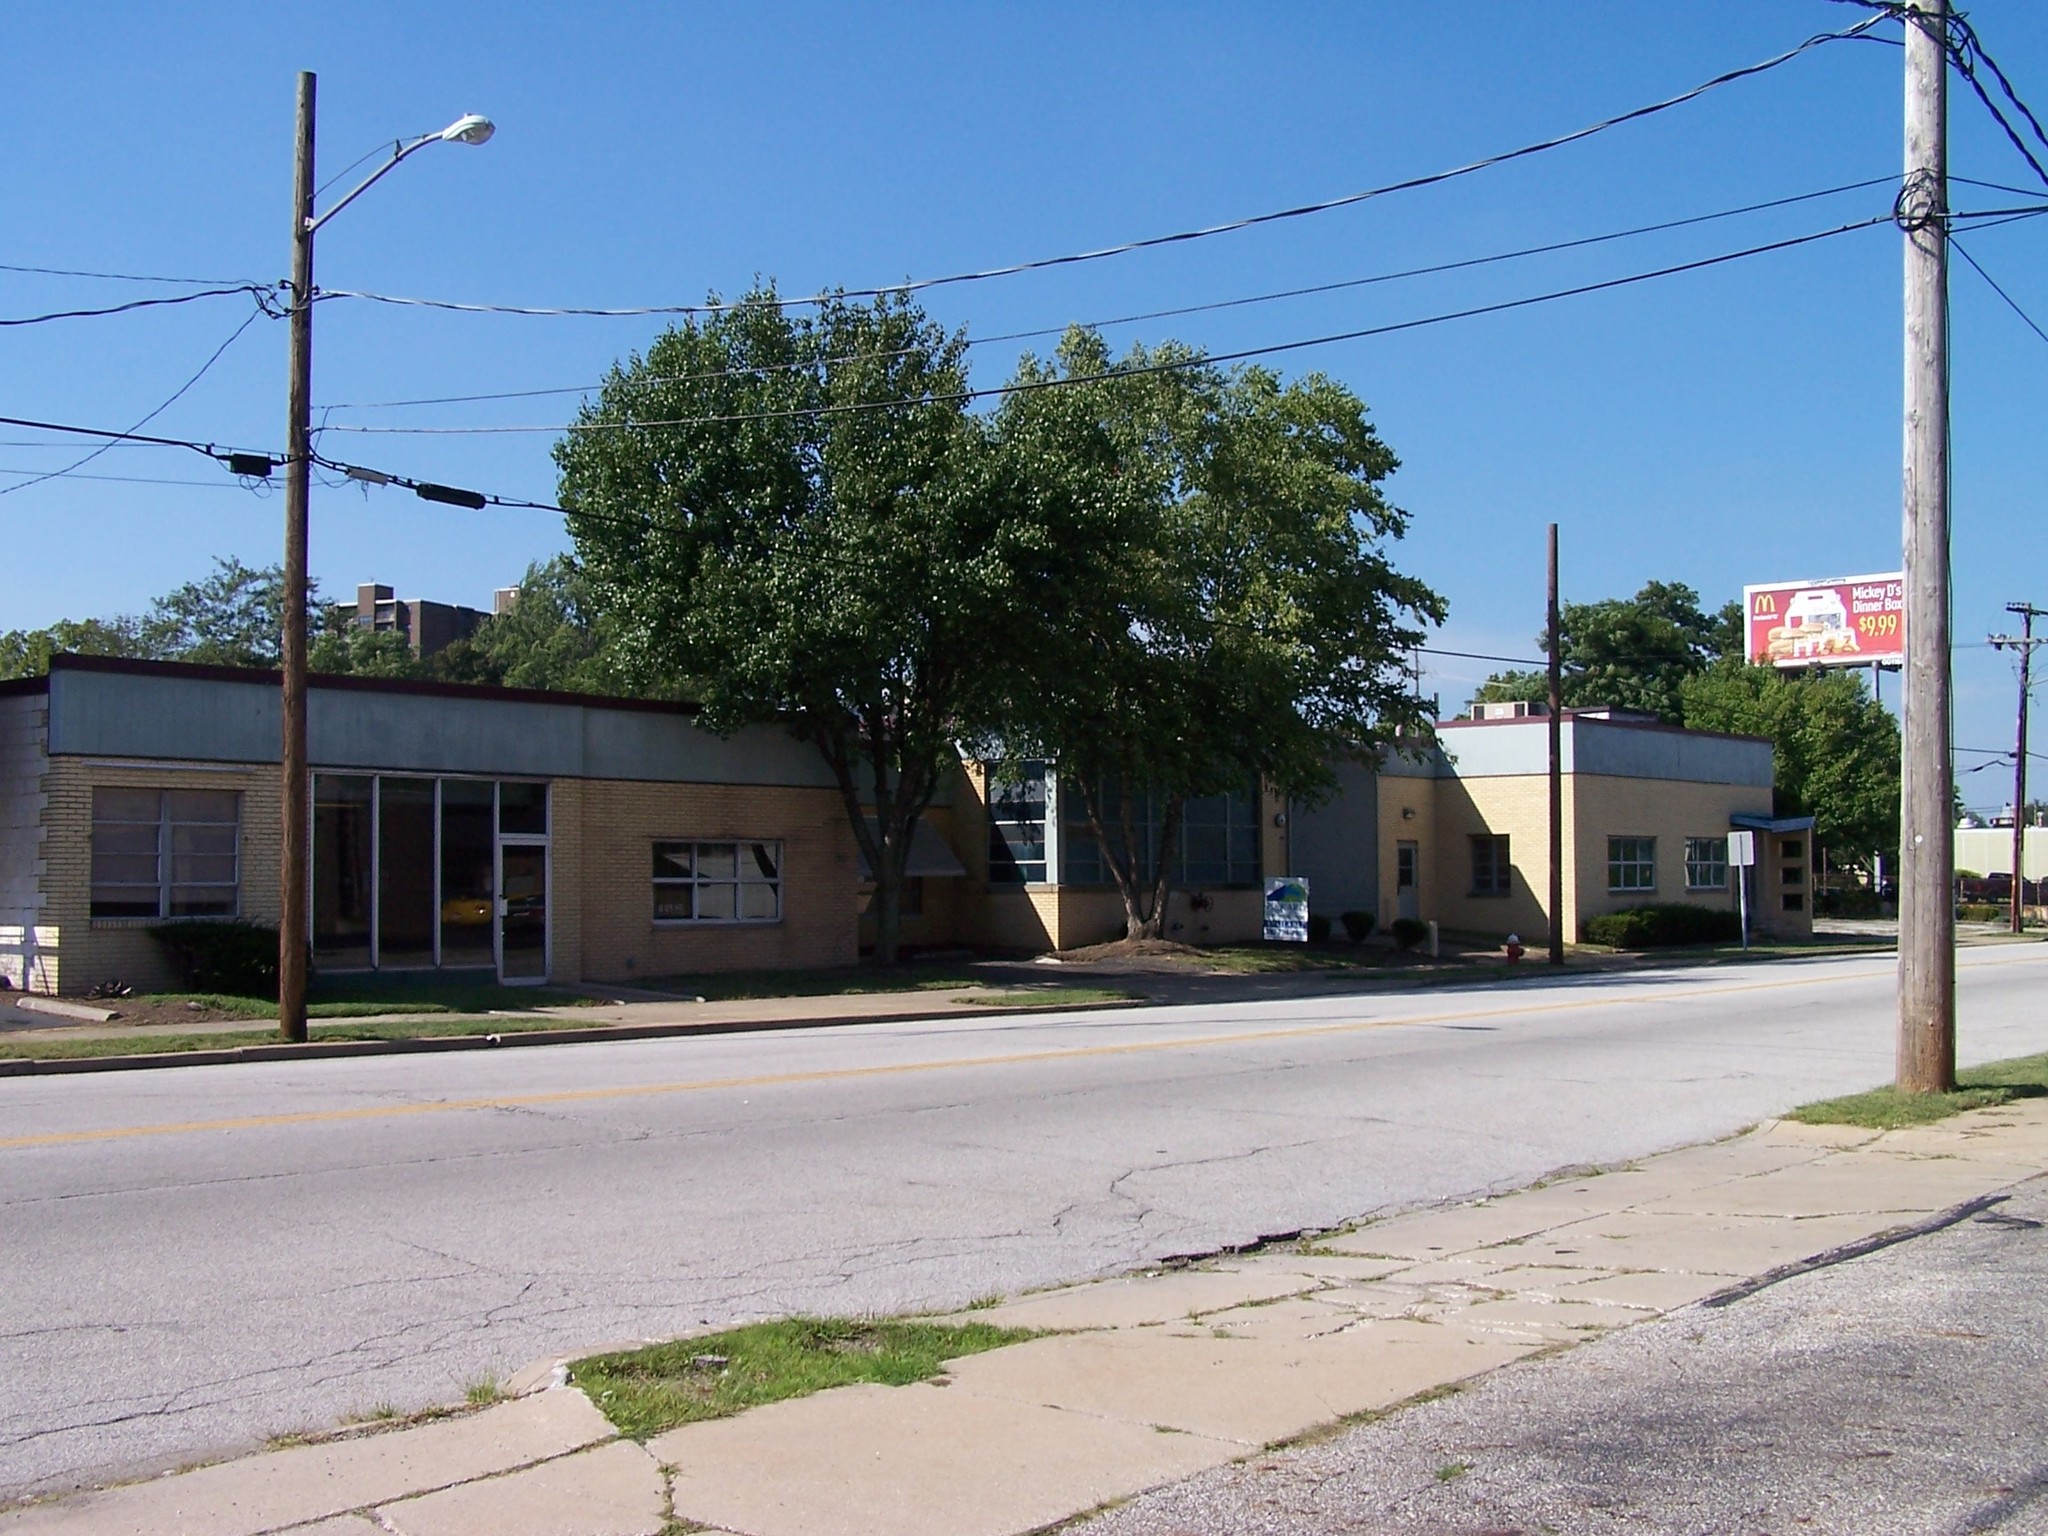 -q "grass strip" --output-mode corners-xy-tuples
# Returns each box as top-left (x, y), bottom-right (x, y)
(955, 987), (1139, 1007)
(571, 1317), (1035, 1440)
(1785, 1050), (2048, 1130)
(0, 1015), (585, 1060)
